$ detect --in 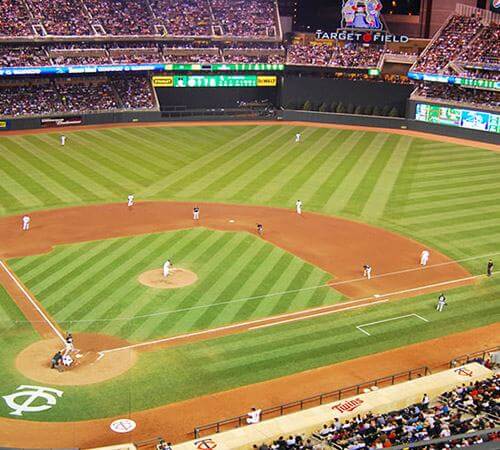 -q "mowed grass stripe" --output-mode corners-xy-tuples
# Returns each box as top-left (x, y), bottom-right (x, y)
(238, 128), (338, 204)
(216, 128), (328, 201)
(265, 130), (352, 205)
(35, 134), (137, 197)
(0, 164), (43, 211)
(175, 126), (296, 198)
(325, 133), (391, 212)
(407, 181), (500, 202)
(75, 131), (157, 184)
(361, 136), (413, 220)
(400, 204), (500, 226)
(140, 126), (268, 197)
(19, 135), (113, 201)
(408, 172), (500, 194)
(0, 140), (78, 205)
